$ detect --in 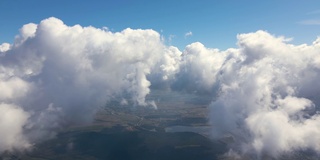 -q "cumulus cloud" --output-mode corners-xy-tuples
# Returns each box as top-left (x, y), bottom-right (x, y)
(0, 43), (10, 53)
(161, 29), (320, 158)
(0, 103), (30, 152)
(172, 42), (228, 93)
(2, 17), (320, 159)
(207, 30), (320, 158)
(0, 17), (181, 152)
(184, 31), (193, 38)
